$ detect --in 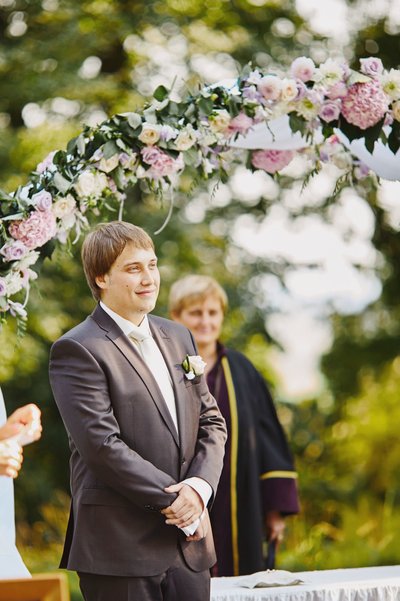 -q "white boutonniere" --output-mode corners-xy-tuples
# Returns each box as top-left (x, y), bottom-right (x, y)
(181, 354), (207, 380)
